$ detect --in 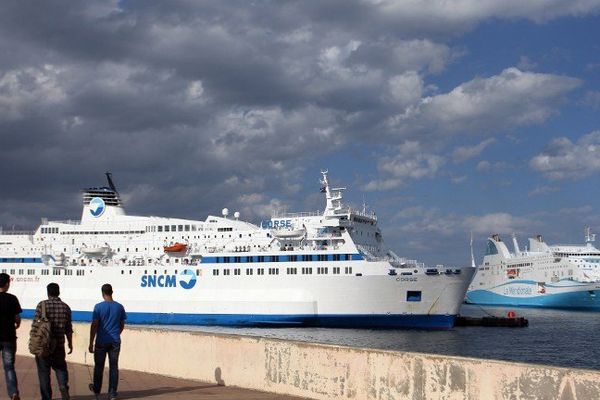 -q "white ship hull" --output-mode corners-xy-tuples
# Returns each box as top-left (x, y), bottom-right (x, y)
(466, 233), (600, 311)
(8, 260), (473, 329)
